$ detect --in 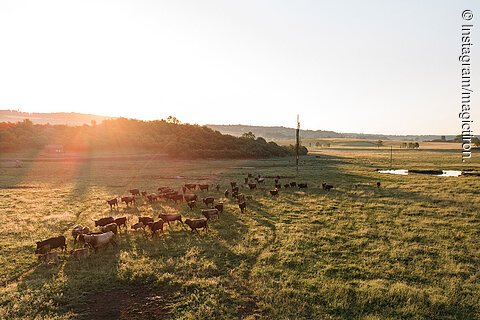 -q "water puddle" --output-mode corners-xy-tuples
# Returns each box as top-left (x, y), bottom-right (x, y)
(378, 169), (462, 177)
(378, 169), (408, 175)
(437, 170), (462, 177)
